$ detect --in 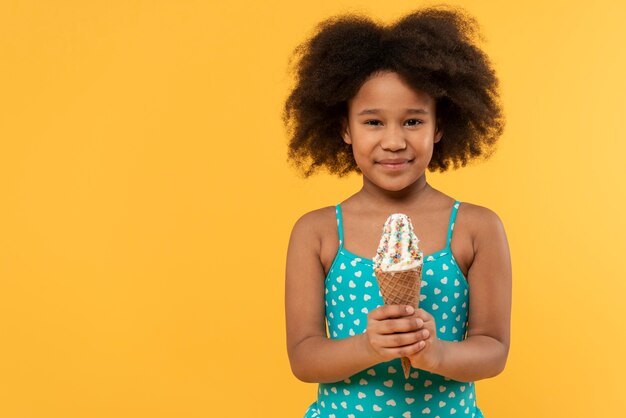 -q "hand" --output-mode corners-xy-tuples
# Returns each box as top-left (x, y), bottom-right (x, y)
(406, 308), (445, 371)
(362, 305), (430, 363)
